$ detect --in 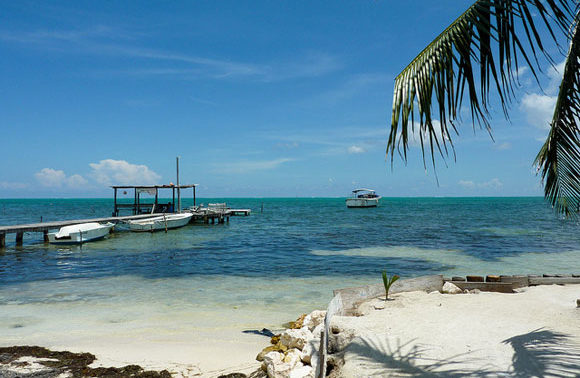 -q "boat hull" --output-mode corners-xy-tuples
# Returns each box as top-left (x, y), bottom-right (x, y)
(128, 213), (193, 232)
(48, 223), (114, 244)
(346, 198), (380, 208)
